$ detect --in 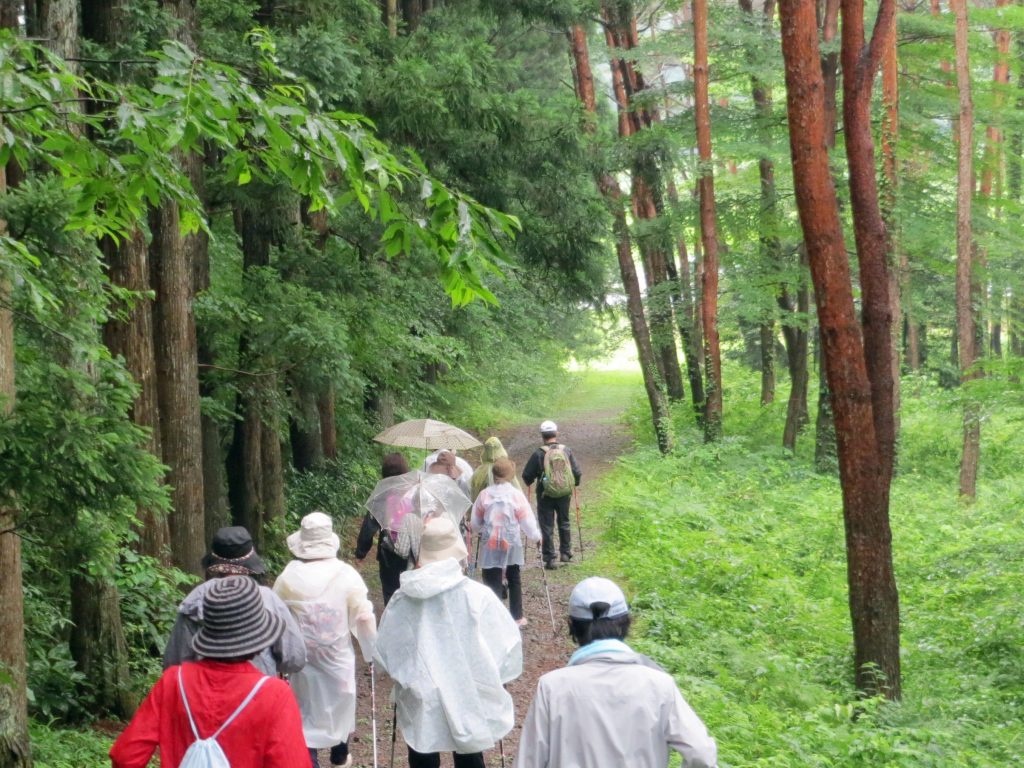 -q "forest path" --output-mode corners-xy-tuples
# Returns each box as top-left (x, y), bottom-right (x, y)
(345, 370), (638, 767)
